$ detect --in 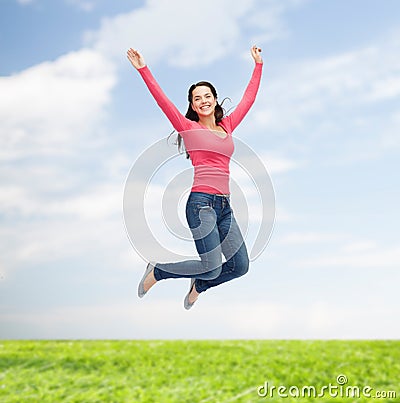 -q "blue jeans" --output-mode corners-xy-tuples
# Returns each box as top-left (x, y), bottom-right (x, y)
(153, 192), (249, 293)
